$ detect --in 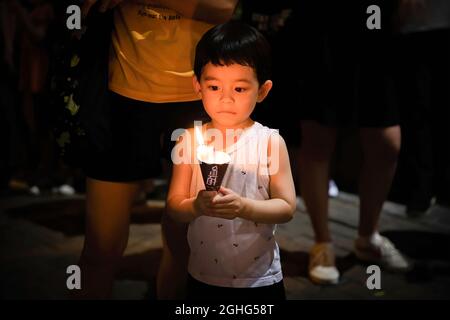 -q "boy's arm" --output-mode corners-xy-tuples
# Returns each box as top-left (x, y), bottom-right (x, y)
(166, 162), (198, 223)
(166, 128), (218, 223)
(242, 134), (297, 223)
(167, 163), (221, 223)
(211, 134), (297, 224)
(166, 128), (197, 223)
